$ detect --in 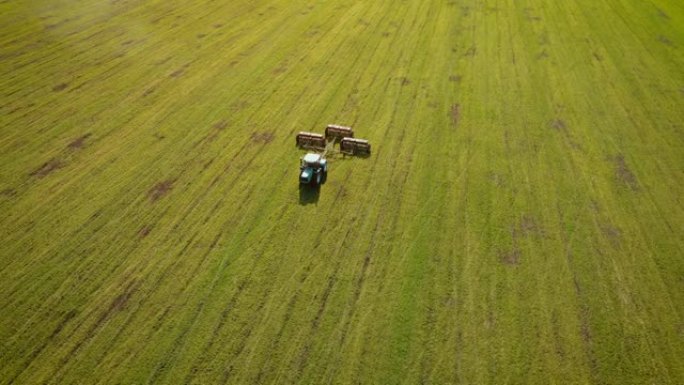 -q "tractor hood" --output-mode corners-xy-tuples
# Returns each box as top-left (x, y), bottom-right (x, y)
(303, 153), (321, 163)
